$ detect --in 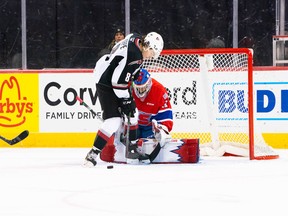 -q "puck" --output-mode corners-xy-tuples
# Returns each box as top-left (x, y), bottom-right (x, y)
(107, 165), (114, 169)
